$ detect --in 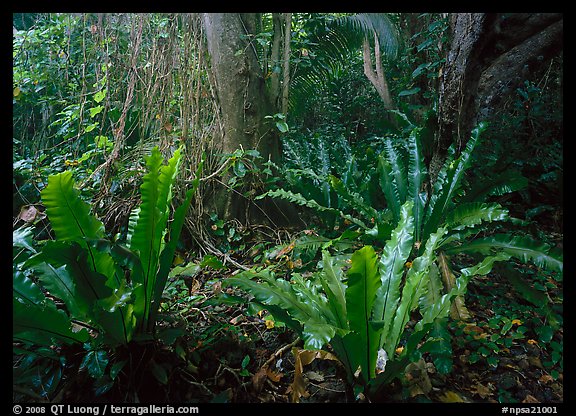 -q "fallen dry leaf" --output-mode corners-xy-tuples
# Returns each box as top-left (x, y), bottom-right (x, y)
(251, 366), (268, 393)
(266, 367), (283, 383)
(17, 205), (46, 223)
(438, 390), (470, 403)
(538, 374), (554, 384)
(522, 394), (539, 403)
(286, 348), (341, 403)
(470, 382), (494, 399)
